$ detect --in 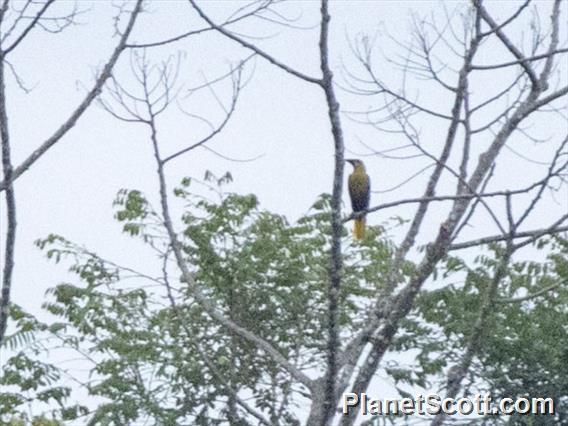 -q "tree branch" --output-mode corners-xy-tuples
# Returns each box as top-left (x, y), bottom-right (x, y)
(343, 174), (564, 222)
(431, 245), (514, 426)
(339, 2), (567, 420)
(187, 0), (322, 85)
(128, 67), (317, 392)
(449, 219), (568, 251)
(475, 0), (539, 87)
(162, 65), (242, 164)
(0, 51), (17, 347)
(471, 47), (568, 71)
(0, 0), (143, 192)
(336, 13), (487, 413)
(127, 1), (274, 49)
(318, 0), (346, 423)
(2, 0), (56, 55)
(497, 282), (563, 304)
(160, 252), (272, 426)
